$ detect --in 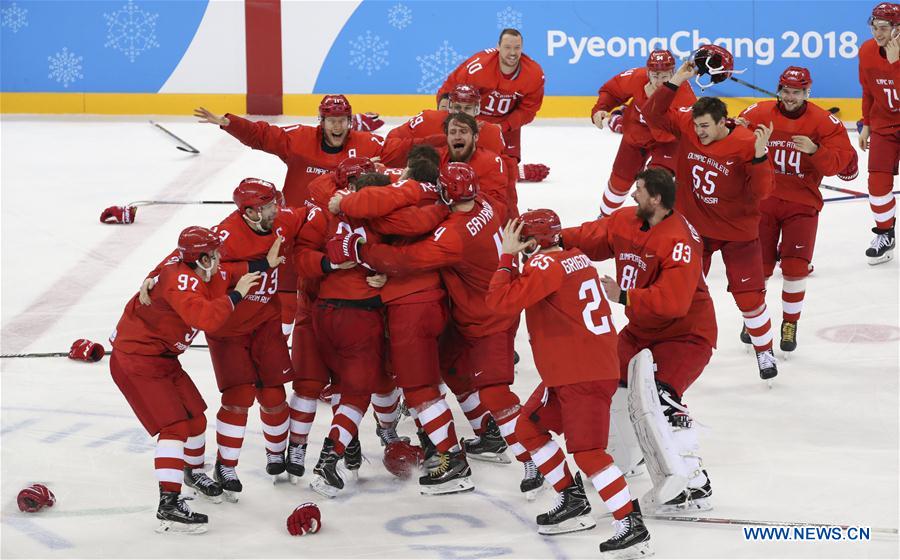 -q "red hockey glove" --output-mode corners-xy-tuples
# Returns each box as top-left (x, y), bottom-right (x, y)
(326, 233), (364, 265)
(286, 502), (321, 536)
(17, 484), (56, 513)
(608, 110), (624, 133)
(100, 205), (137, 224)
(518, 163), (550, 183)
(68, 339), (105, 362)
(837, 152), (859, 181)
(351, 112), (385, 132)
